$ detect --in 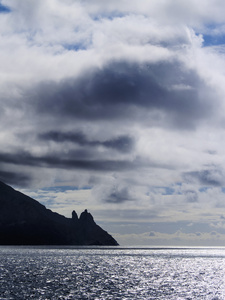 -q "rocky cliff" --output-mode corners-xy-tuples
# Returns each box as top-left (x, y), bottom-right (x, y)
(0, 181), (118, 246)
